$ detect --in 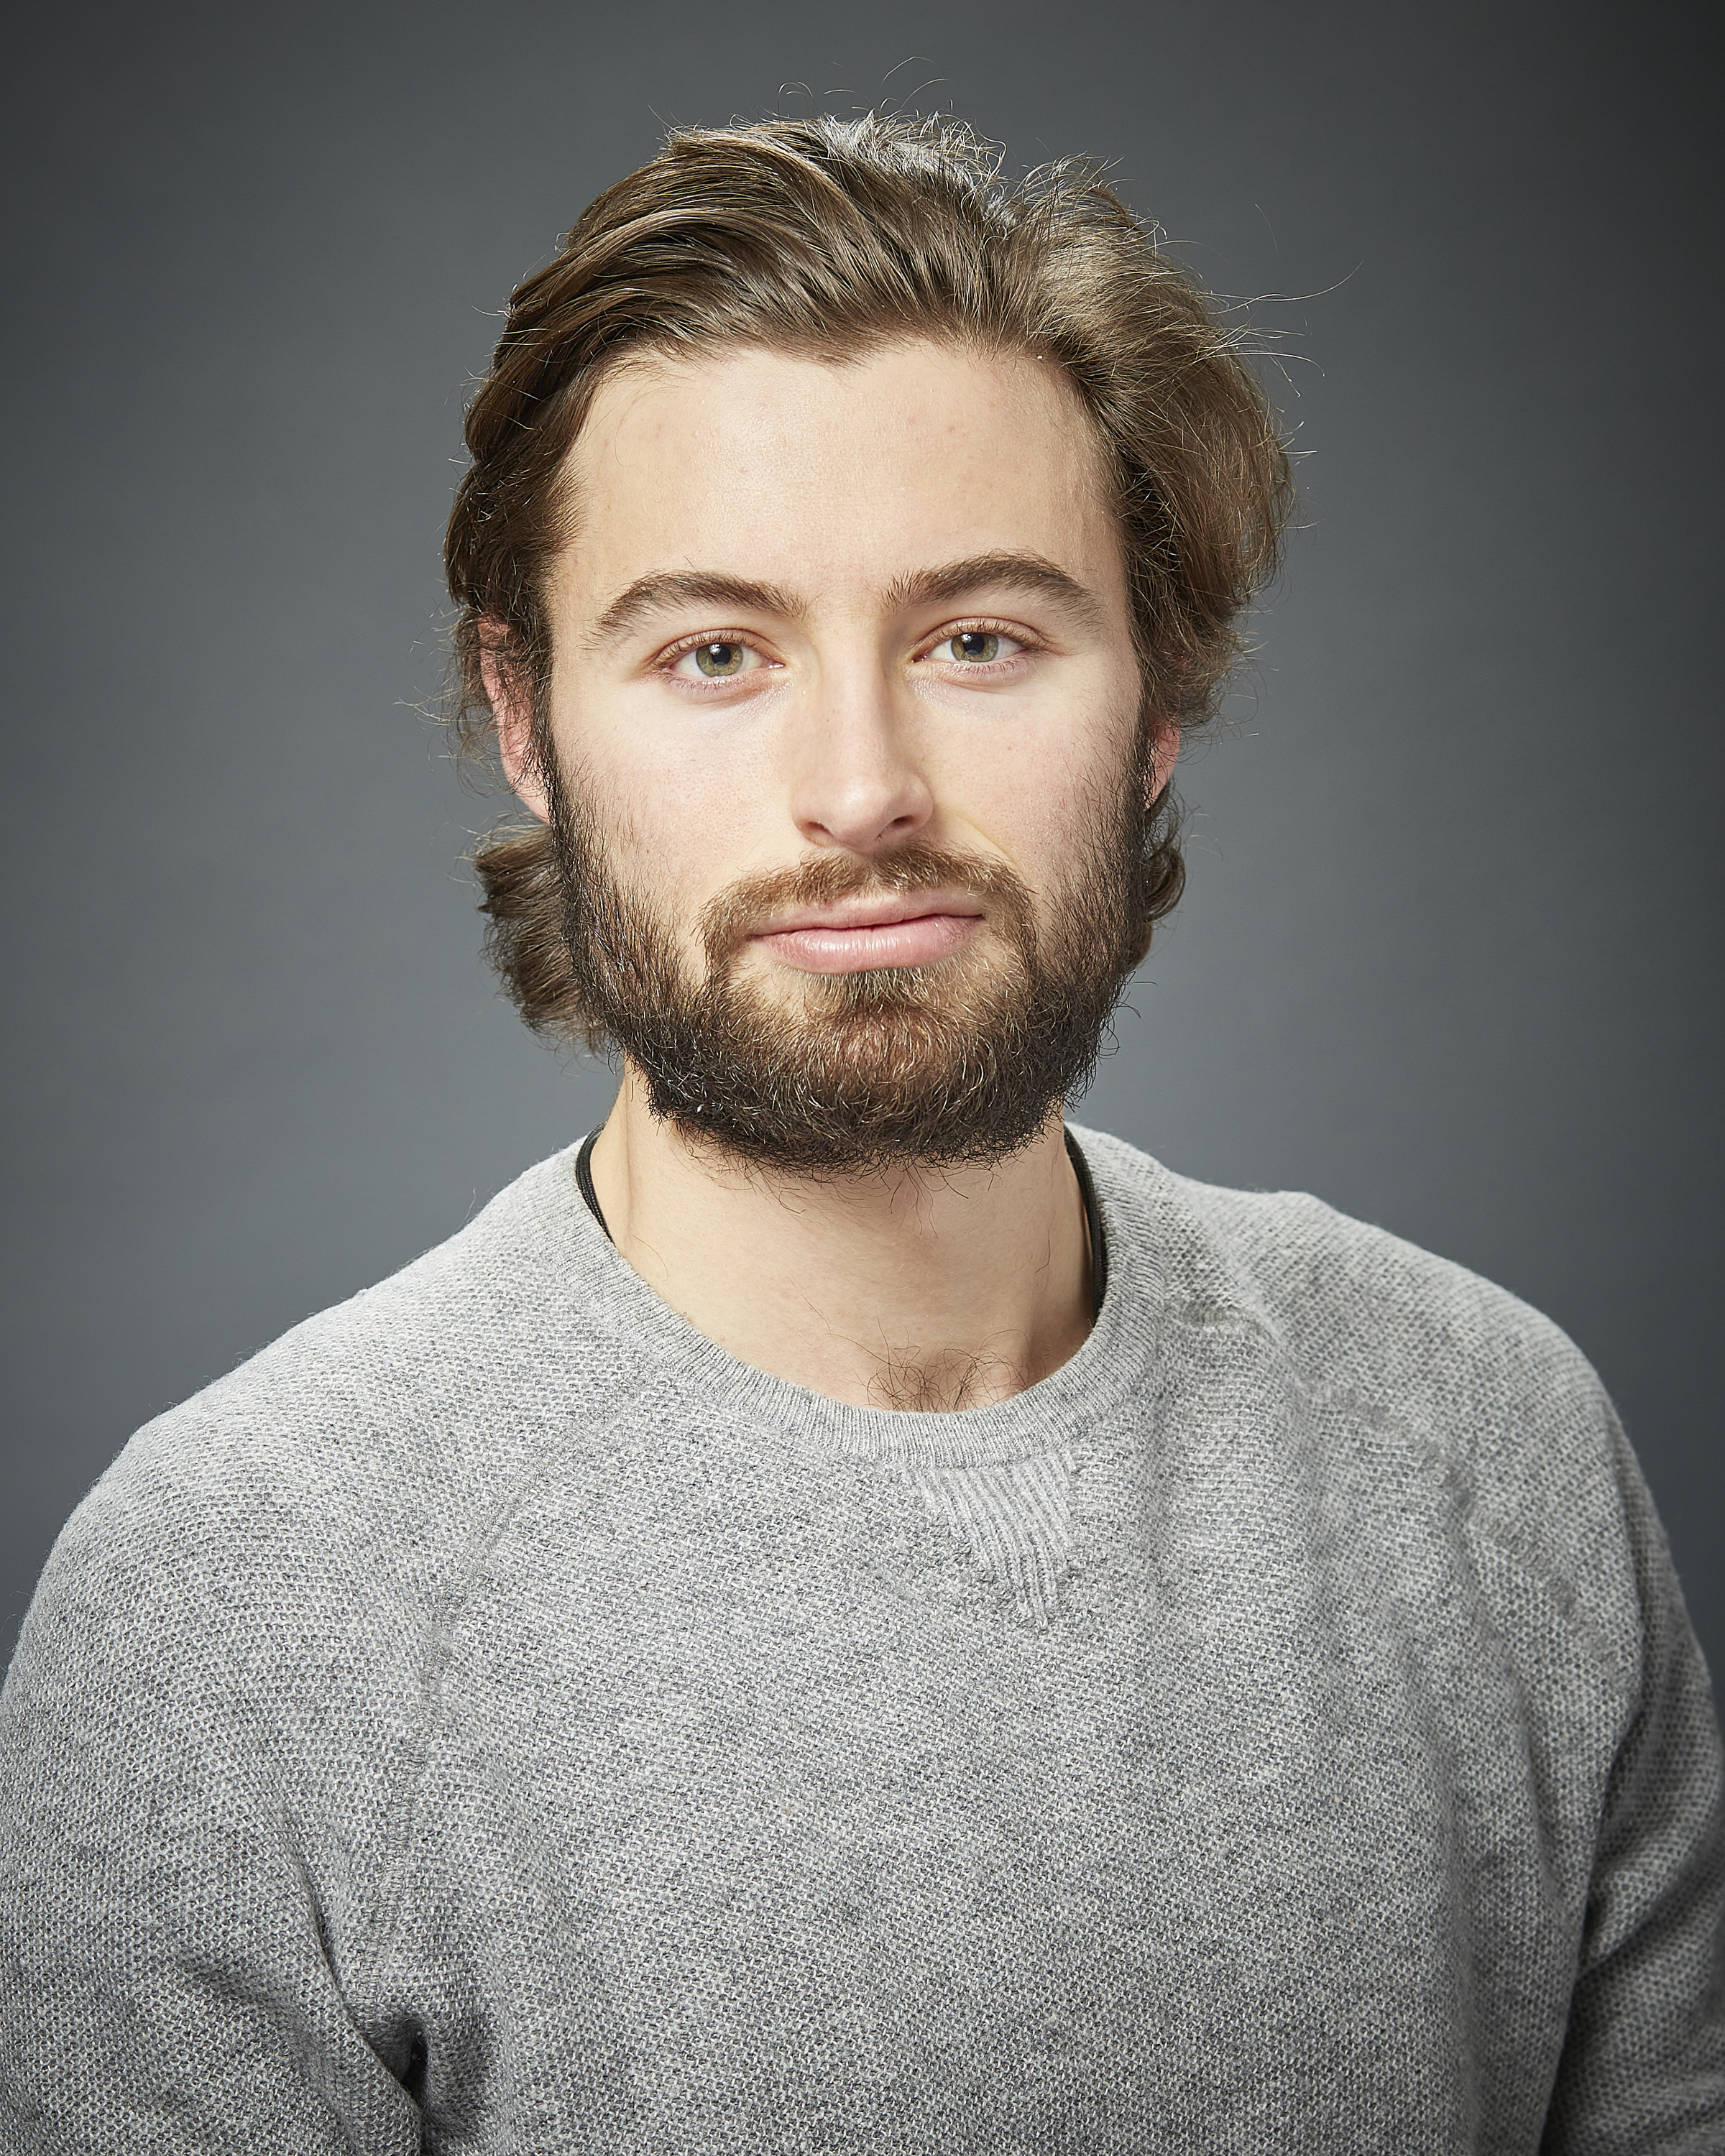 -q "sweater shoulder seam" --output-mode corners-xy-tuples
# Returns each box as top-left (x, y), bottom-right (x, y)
(366, 1361), (688, 1974)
